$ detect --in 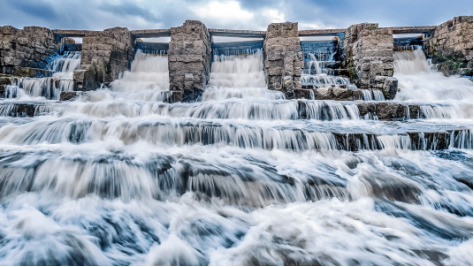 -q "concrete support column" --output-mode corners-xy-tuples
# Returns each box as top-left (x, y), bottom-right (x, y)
(264, 22), (303, 99)
(74, 27), (133, 91)
(168, 20), (212, 102)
